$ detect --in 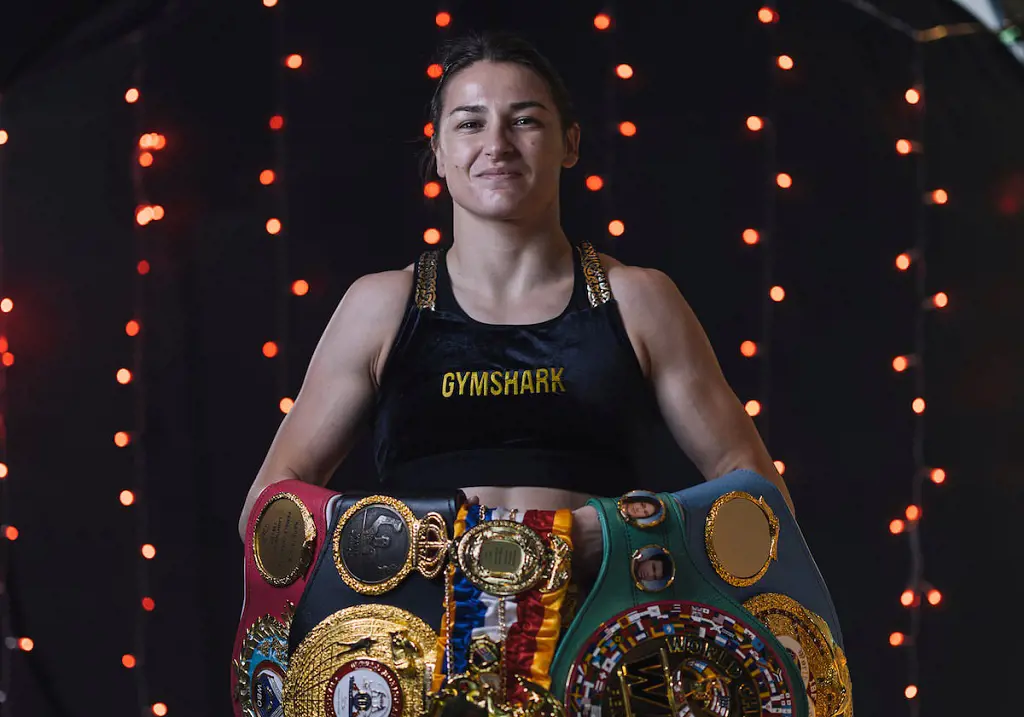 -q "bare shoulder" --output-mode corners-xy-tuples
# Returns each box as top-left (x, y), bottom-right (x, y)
(597, 252), (681, 311)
